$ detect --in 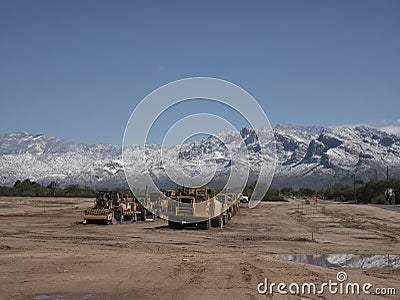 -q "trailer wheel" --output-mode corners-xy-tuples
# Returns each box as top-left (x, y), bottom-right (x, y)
(140, 210), (146, 221)
(198, 219), (211, 230)
(111, 212), (118, 225)
(168, 221), (182, 229)
(218, 215), (223, 229)
(211, 215), (223, 228)
(113, 210), (122, 223)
